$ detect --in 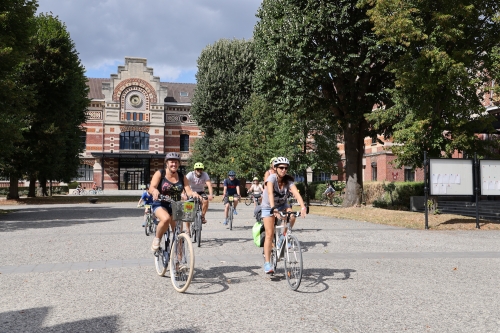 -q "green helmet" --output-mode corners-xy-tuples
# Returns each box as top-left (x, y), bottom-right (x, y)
(270, 157), (277, 164)
(194, 162), (204, 169)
